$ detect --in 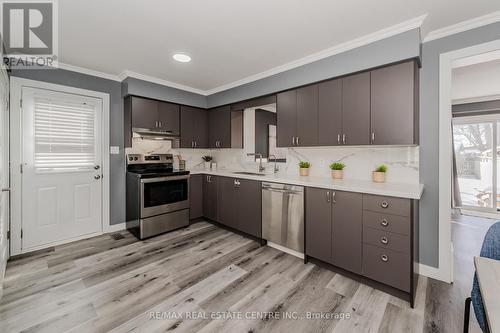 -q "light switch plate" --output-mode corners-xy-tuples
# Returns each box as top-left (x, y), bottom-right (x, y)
(110, 146), (120, 154)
